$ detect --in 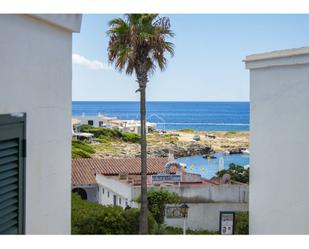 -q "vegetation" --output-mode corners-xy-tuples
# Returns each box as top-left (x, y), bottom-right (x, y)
(71, 193), (157, 234)
(235, 211), (249, 234)
(216, 163), (249, 184)
(80, 124), (141, 143)
(178, 128), (194, 133)
(107, 14), (175, 234)
(154, 225), (218, 235)
(136, 189), (181, 224)
(72, 140), (95, 159)
(226, 131), (237, 135)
